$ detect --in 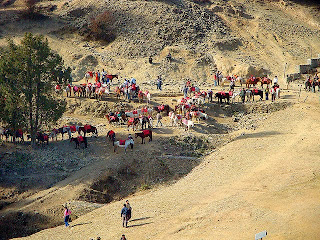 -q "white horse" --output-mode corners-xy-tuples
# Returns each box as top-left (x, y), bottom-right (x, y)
(182, 119), (194, 131)
(231, 90), (241, 103)
(113, 139), (134, 153)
